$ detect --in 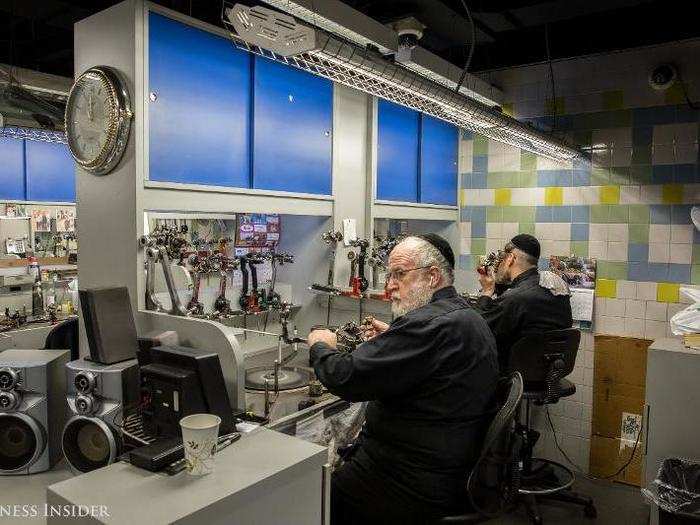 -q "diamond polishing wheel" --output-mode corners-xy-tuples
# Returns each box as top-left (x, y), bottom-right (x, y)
(245, 366), (312, 391)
